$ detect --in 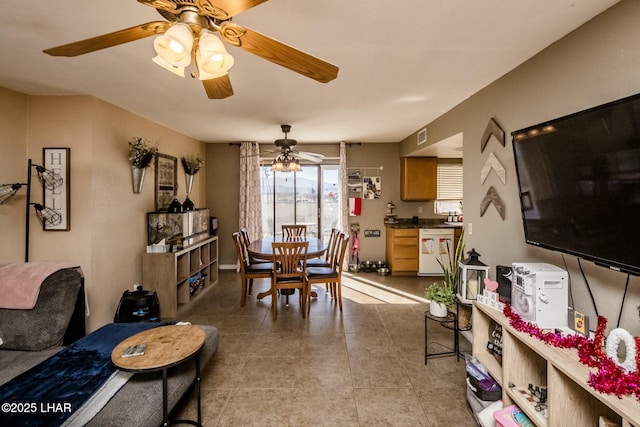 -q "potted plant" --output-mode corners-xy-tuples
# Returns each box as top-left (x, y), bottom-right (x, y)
(426, 228), (470, 322)
(128, 137), (158, 193)
(426, 281), (456, 317)
(180, 154), (204, 211)
(181, 154), (204, 196)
